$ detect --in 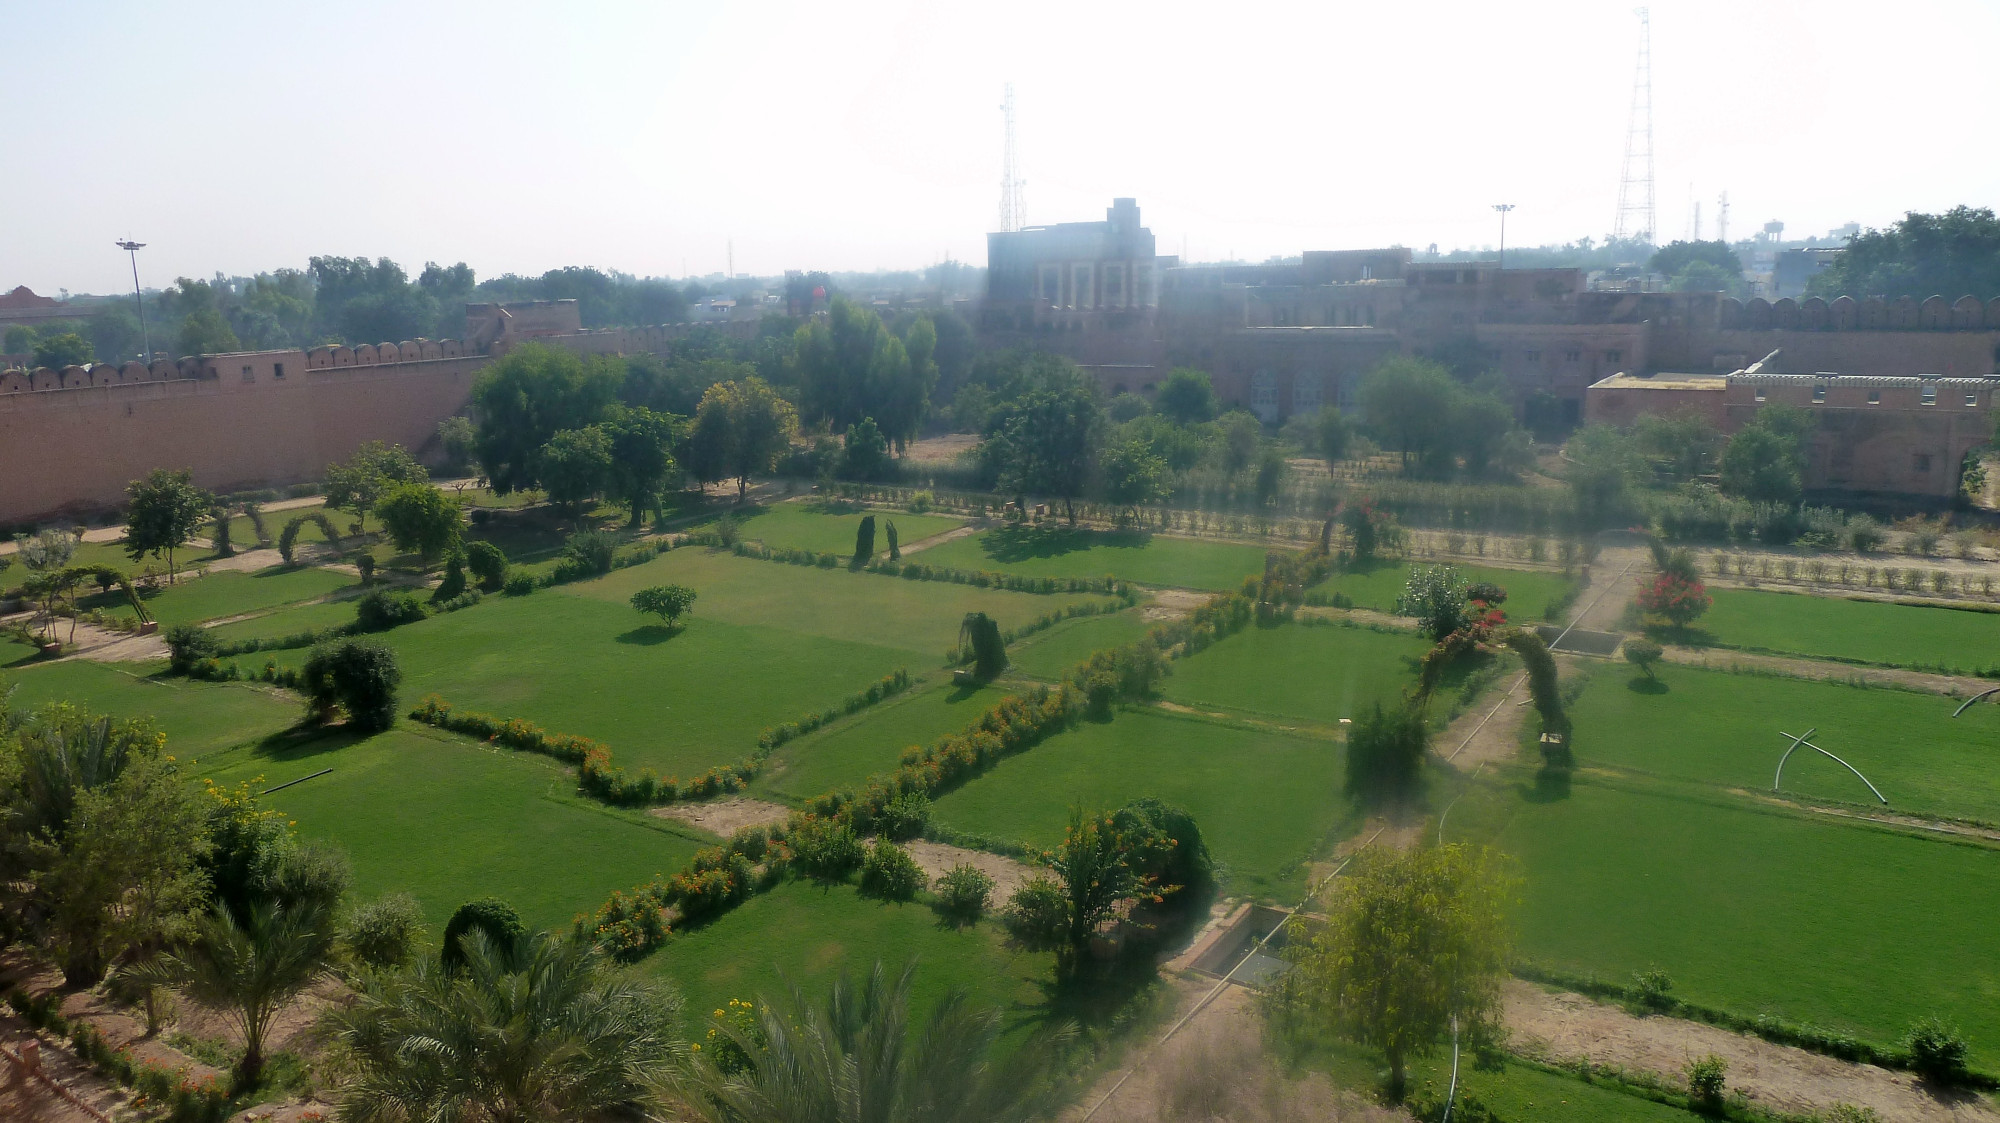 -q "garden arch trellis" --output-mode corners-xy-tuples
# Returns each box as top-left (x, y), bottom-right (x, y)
(1773, 727), (1888, 806)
